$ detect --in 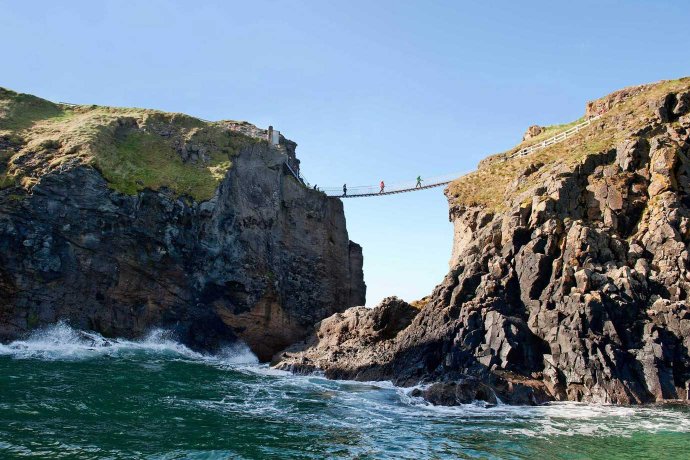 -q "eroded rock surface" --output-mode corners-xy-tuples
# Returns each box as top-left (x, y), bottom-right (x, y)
(0, 95), (365, 361)
(276, 78), (690, 405)
(522, 125), (543, 141)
